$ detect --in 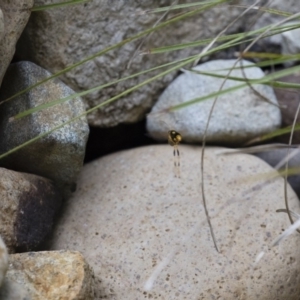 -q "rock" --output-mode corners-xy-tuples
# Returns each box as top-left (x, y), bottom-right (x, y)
(0, 9), (4, 42)
(0, 61), (89, 199)
(16, 1), (257, 127)
(253, 146), (300, 198)
(253, 1), (300, 45)
(147, 59), (281, 145)
(280, 22), (300, 66)
(0, 0), (33, 85)
(273, 74), (300, 144)
(253, 1), (300, 66)
(50, 145), (300, 299)
(5, 251), (95, 300)
(0, 278), (30, 300)
(0, 236), (8, 288)
(0, 167), (62, 253)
